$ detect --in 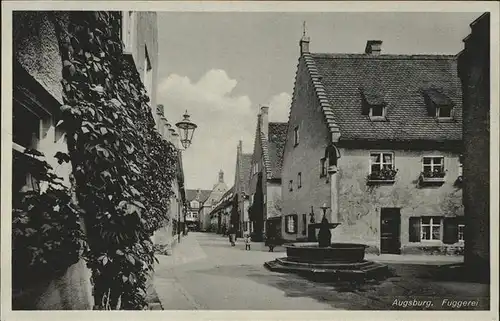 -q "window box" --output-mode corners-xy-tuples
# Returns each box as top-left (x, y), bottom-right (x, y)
(367, 168), (397, 184)
(420, 170), (446, 183)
